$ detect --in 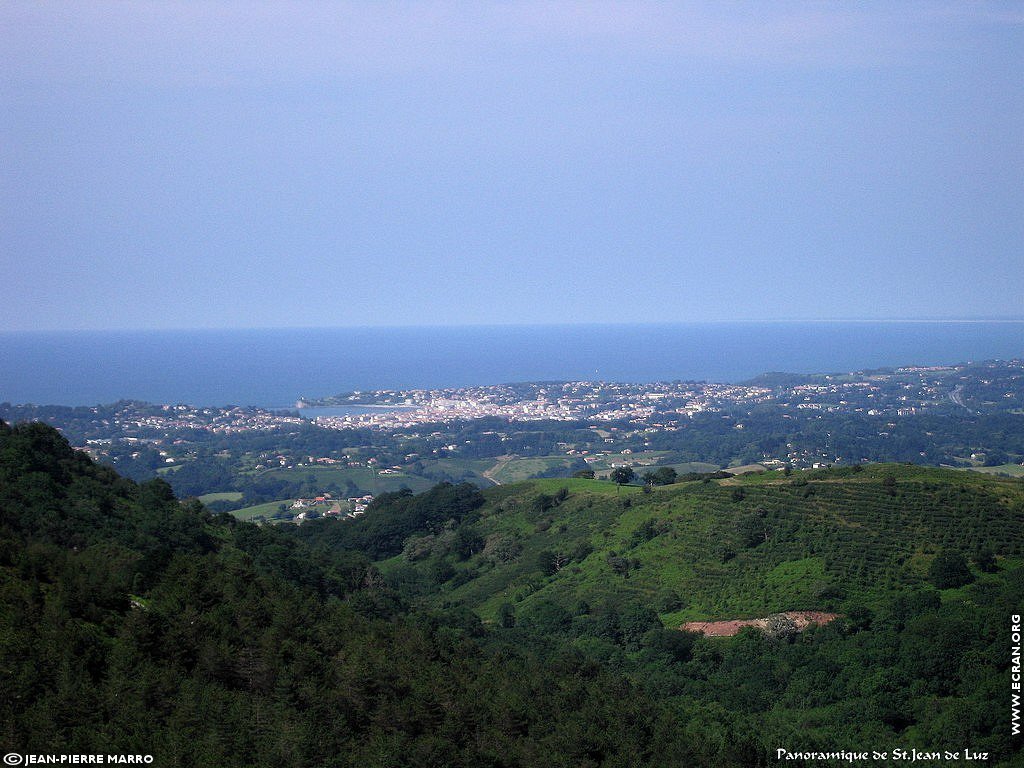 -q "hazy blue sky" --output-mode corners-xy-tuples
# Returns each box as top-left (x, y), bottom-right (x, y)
(2, 2), (1022, 330)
